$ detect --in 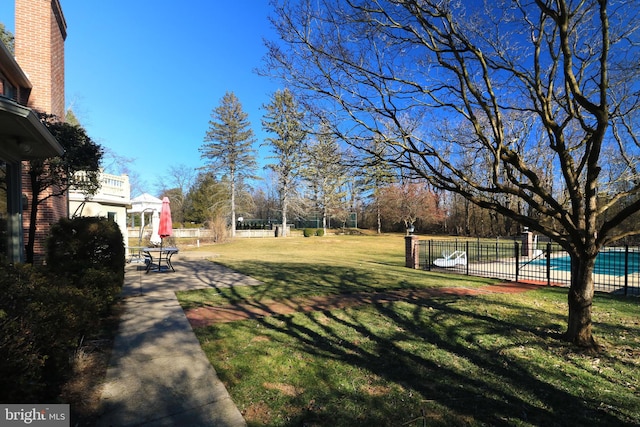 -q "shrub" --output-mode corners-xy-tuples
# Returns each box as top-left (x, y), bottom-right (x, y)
(77, 268), (122, 316)
(45, 216), (125, 333)
(0, 217), (127, 402)
(46, 217), (125, 279)
(0, 264), (48, 402)
(209, 216), (228, 242)
(303, 228), (315, 237)
(0, 263), (90, 401)
(0, 315), (45, 402)
(315, 228), (325, 237)
(183, 222), (203, 229)
(25, 274), (96, 387)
